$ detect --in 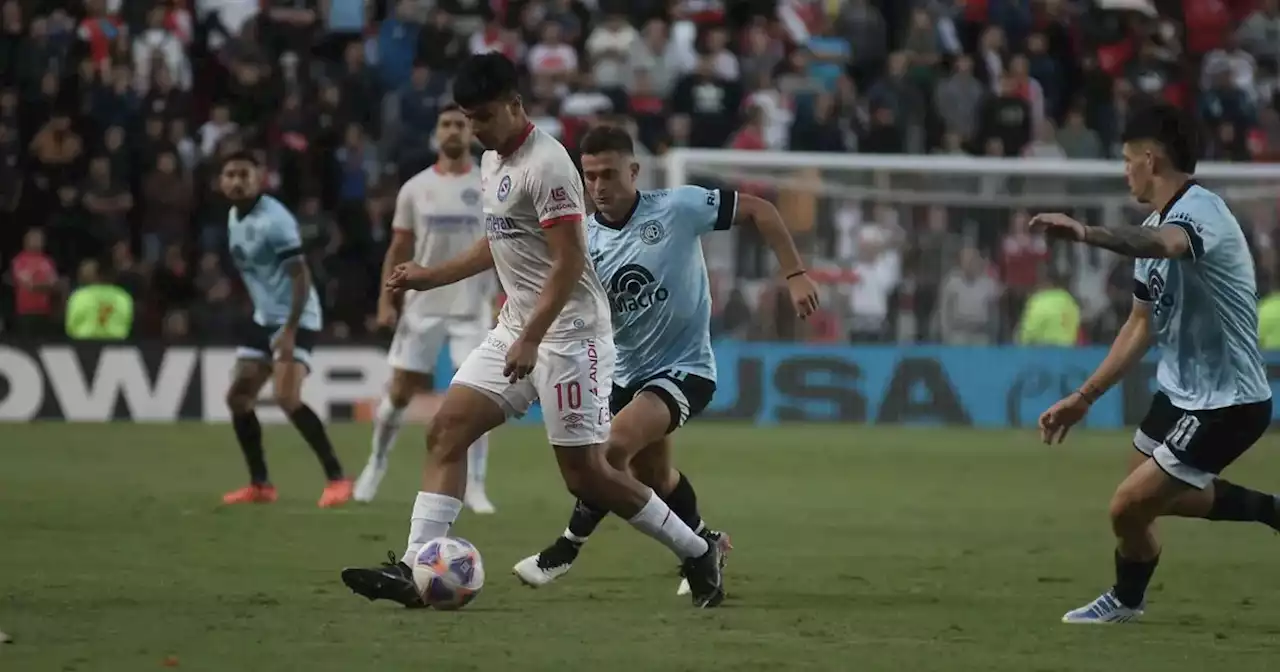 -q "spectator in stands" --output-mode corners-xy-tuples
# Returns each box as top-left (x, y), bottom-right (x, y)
(82, 155), (132, 255)
(1237, 0), (1280, 68)
(934, 54), (984, 143)
(939, 247), (1000, 346)
(836, 0), (887, 88)
(998, 210), (1049, 339)
(671, 54), (740, 149)
(7, 228), (59, 336)
(978, 73), (1032, 156)
(133, 6), (190, 92)
(141, 151), (193, 263)
(1057, 107), (1103, 159)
